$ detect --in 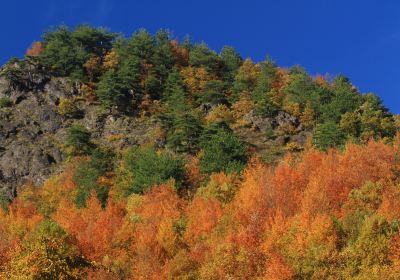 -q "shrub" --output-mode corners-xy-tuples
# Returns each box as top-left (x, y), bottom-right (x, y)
(312, 121), (345, 151)
(118, 147), (184, 196)
(0, 97), (12, 108)
(200, 124), (247, 174)
(65, 124), (94, 156)
(73, 148), (114, 208)
(58, 97), (79, 117)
